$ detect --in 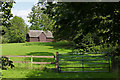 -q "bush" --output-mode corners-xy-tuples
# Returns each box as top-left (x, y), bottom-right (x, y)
(2, 36), (9, 43)
(73, 33), (101, 53)
(1, 56), (15, 70)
